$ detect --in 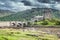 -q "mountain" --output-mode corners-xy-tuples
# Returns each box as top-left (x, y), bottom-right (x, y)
(0, 8), (60, 21)
(0, 10), (15, 17)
